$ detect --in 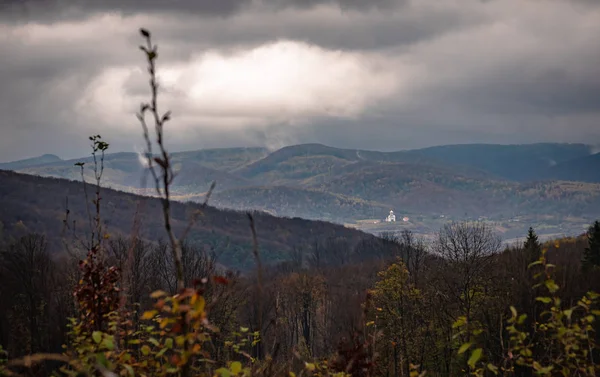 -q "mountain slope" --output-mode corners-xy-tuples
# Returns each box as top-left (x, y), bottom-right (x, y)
(172, 147), (268, 172)
(205, 185), (389, 222)
(0, 154), (62, 170)
(406, 143), (591, 181)
(4, 142), (600, 224)
(236, 143), (440, 185)
(12, 148), (268, 192)
(0, 170), (377, 270)
(542, 153), (600, 182)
